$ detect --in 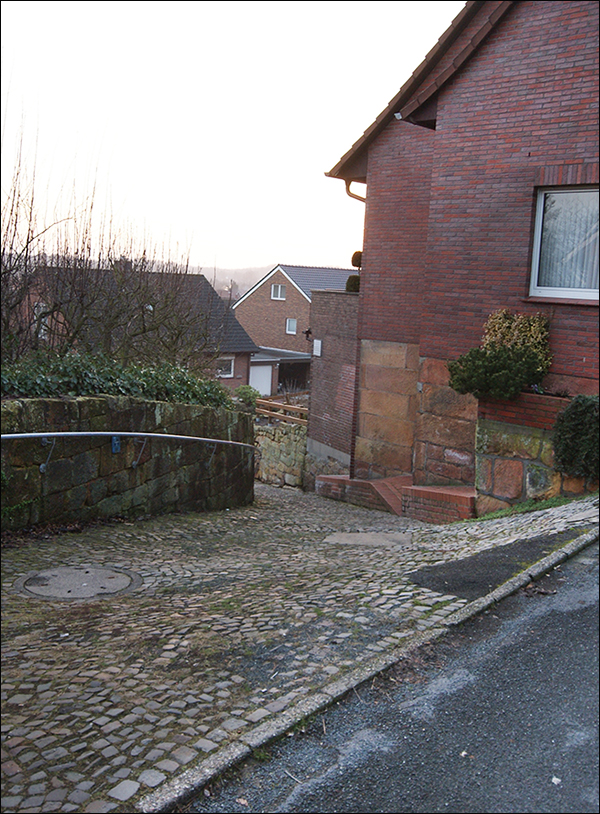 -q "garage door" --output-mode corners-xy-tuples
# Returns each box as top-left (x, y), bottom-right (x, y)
(249, 365), (273, 396)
